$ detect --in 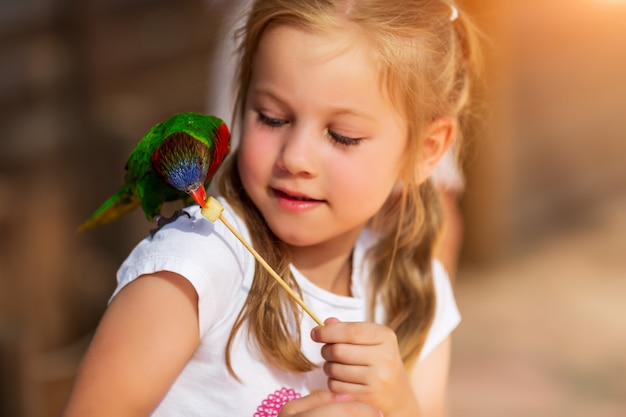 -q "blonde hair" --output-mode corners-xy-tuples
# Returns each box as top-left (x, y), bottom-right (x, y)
(218, 0), (484, 377)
